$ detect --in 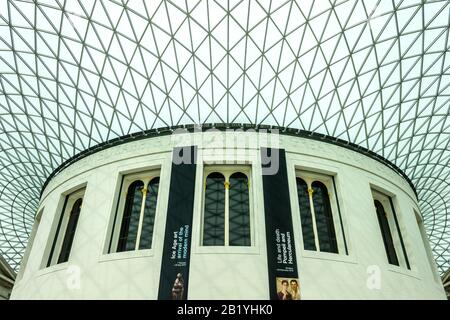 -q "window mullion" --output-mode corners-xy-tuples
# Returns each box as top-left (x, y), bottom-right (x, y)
(224, 178), (230, 246)
(135, 187), (148, 250)
(308, 187), (320, 251)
